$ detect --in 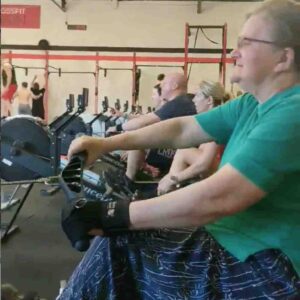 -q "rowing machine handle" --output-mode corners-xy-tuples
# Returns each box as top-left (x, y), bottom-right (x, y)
(59, 151), (91, 252)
